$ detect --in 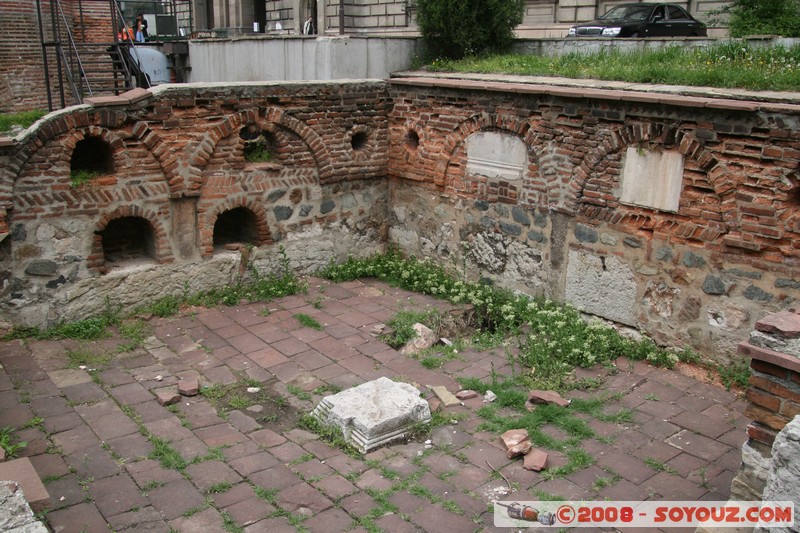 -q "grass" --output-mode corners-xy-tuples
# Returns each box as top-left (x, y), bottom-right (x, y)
(428, 42), (800, 92)
(0, 109), (47, 134)
(148, 436), (188, 471)
(718, 359), (751, 390)
(294, 313), (323, 330)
